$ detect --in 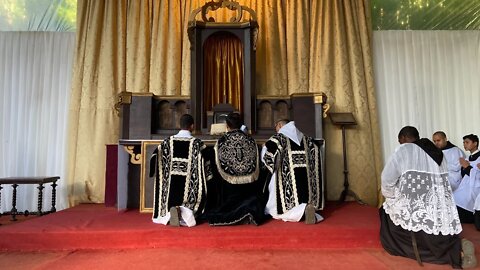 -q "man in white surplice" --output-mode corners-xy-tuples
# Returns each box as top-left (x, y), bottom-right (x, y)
(261, 119), (324, 224)
(453, 134), (480, 223)
(380, 126), (475, 269)
(432, 131), (466, 191)
(473, 163), (480, 230)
